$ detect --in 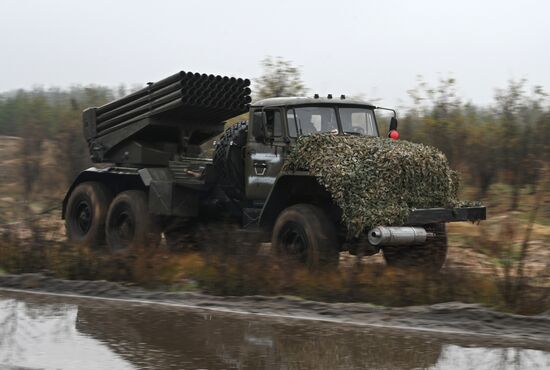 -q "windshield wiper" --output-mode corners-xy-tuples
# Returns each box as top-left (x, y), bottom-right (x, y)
(343, 131), (362, 136)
